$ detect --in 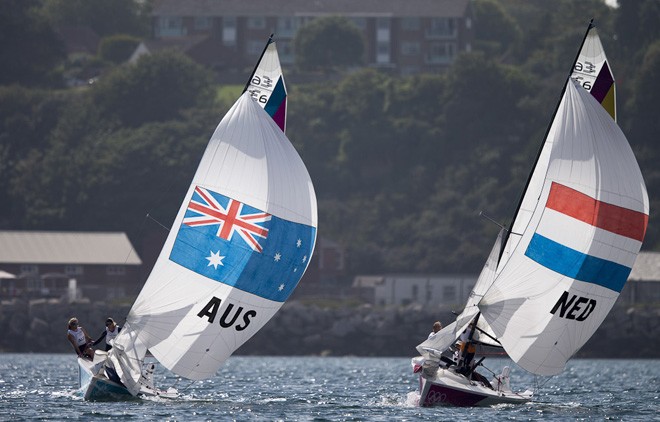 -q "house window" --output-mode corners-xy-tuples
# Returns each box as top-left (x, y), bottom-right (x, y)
(223, 16), (237, 46)
(376, 18), (390, 42)
(401, 17), (420, 31)
(20, 264), (38, 275)
(427, 18), (456, 38)
(194, 16), (212, 30)
(157, 16), (185, 37)
(106, 265), (126, 276)
(247, 17), (266, 30)
(65, 265), (83, 275)
(401, 42), (420, 55)
(276, 17), (296, 37)
(351, 17), (366, 30)
(377, 41), (390, 63)
(443, 285), (456, 300)
(427, 42), (456, 64)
